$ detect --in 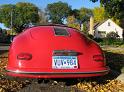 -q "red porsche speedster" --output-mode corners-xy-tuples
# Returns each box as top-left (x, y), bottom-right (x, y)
(6, 25), (109, 78)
